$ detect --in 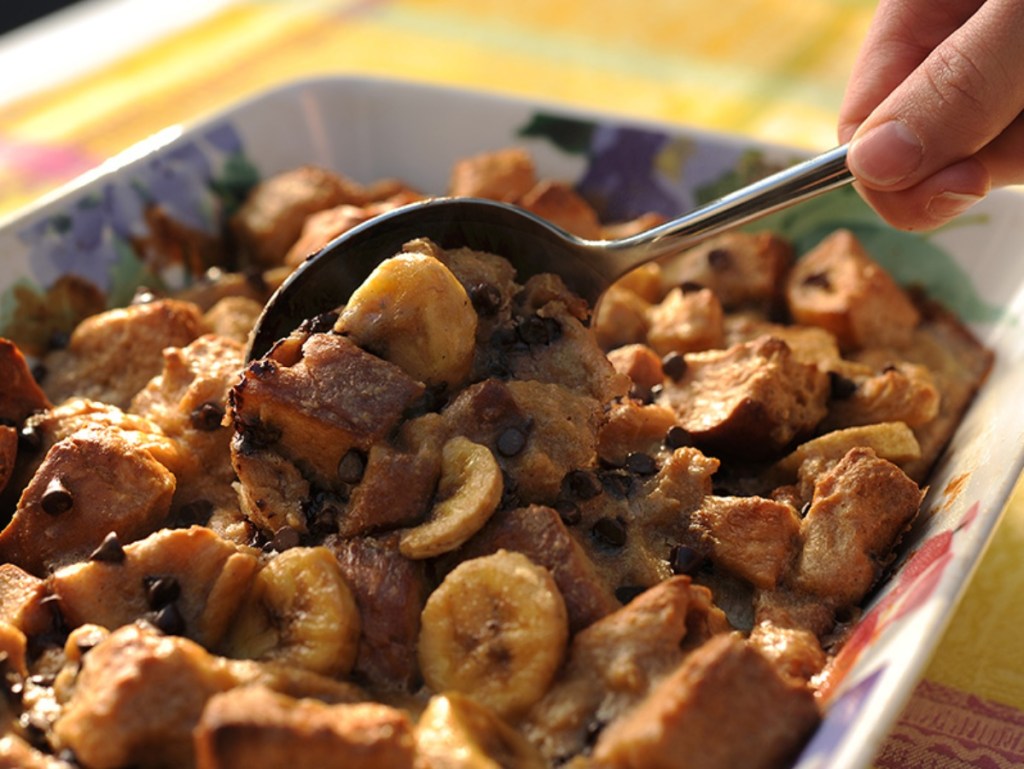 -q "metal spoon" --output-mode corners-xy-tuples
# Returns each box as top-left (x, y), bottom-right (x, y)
(247, 143), (851, 360)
